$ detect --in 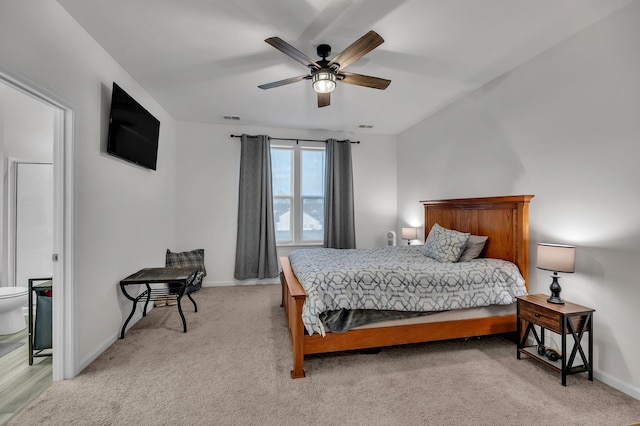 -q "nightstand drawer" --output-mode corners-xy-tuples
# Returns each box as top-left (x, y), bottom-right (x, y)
(519, 302), (561, 333)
